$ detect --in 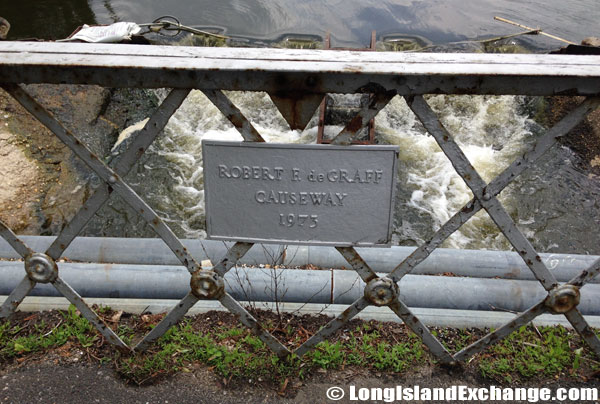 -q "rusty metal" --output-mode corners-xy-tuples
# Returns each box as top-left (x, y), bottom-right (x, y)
(219, 292), (291, 357)
(3, 42), (600, 95)
(3, 84), (200, 274)
(212, 242), (254, 277)
(564, 309), (600, 354)
(453, 301), (548, 362)
(52, 277), (129, 349)
(24, 253), (58, 284)
(453, 246), (600, 361)
(202, 89), (266, 142)
(0, 41), (599, 363)
(0, 276), (35, 318)
(269, 92), (324, 131)
(545, 285), (581, 314)
(317, 97), (327, 143)
(335, 245), (454, 364)
(388, 299), (455, 365)
(335, 247), (377, 282)
(0, 212), (127, 347)
(406, 95), (558, 291)
(45, 88), (190, 261)
(404, 94), (600, 360)
(0, 220), (32, 258)
(134, 292), (199, 351)
(568, 256), (600, 287)
(484, 97), (600, 198)
(190, 270), (225, 299)
(386, 97), (600, 285)
(317, 31), (377, 145)
(363, 277), (398, 306)
(330, 91), (395, 145)
(295, 296), (371, 357)
(135, 242), (253, 351)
